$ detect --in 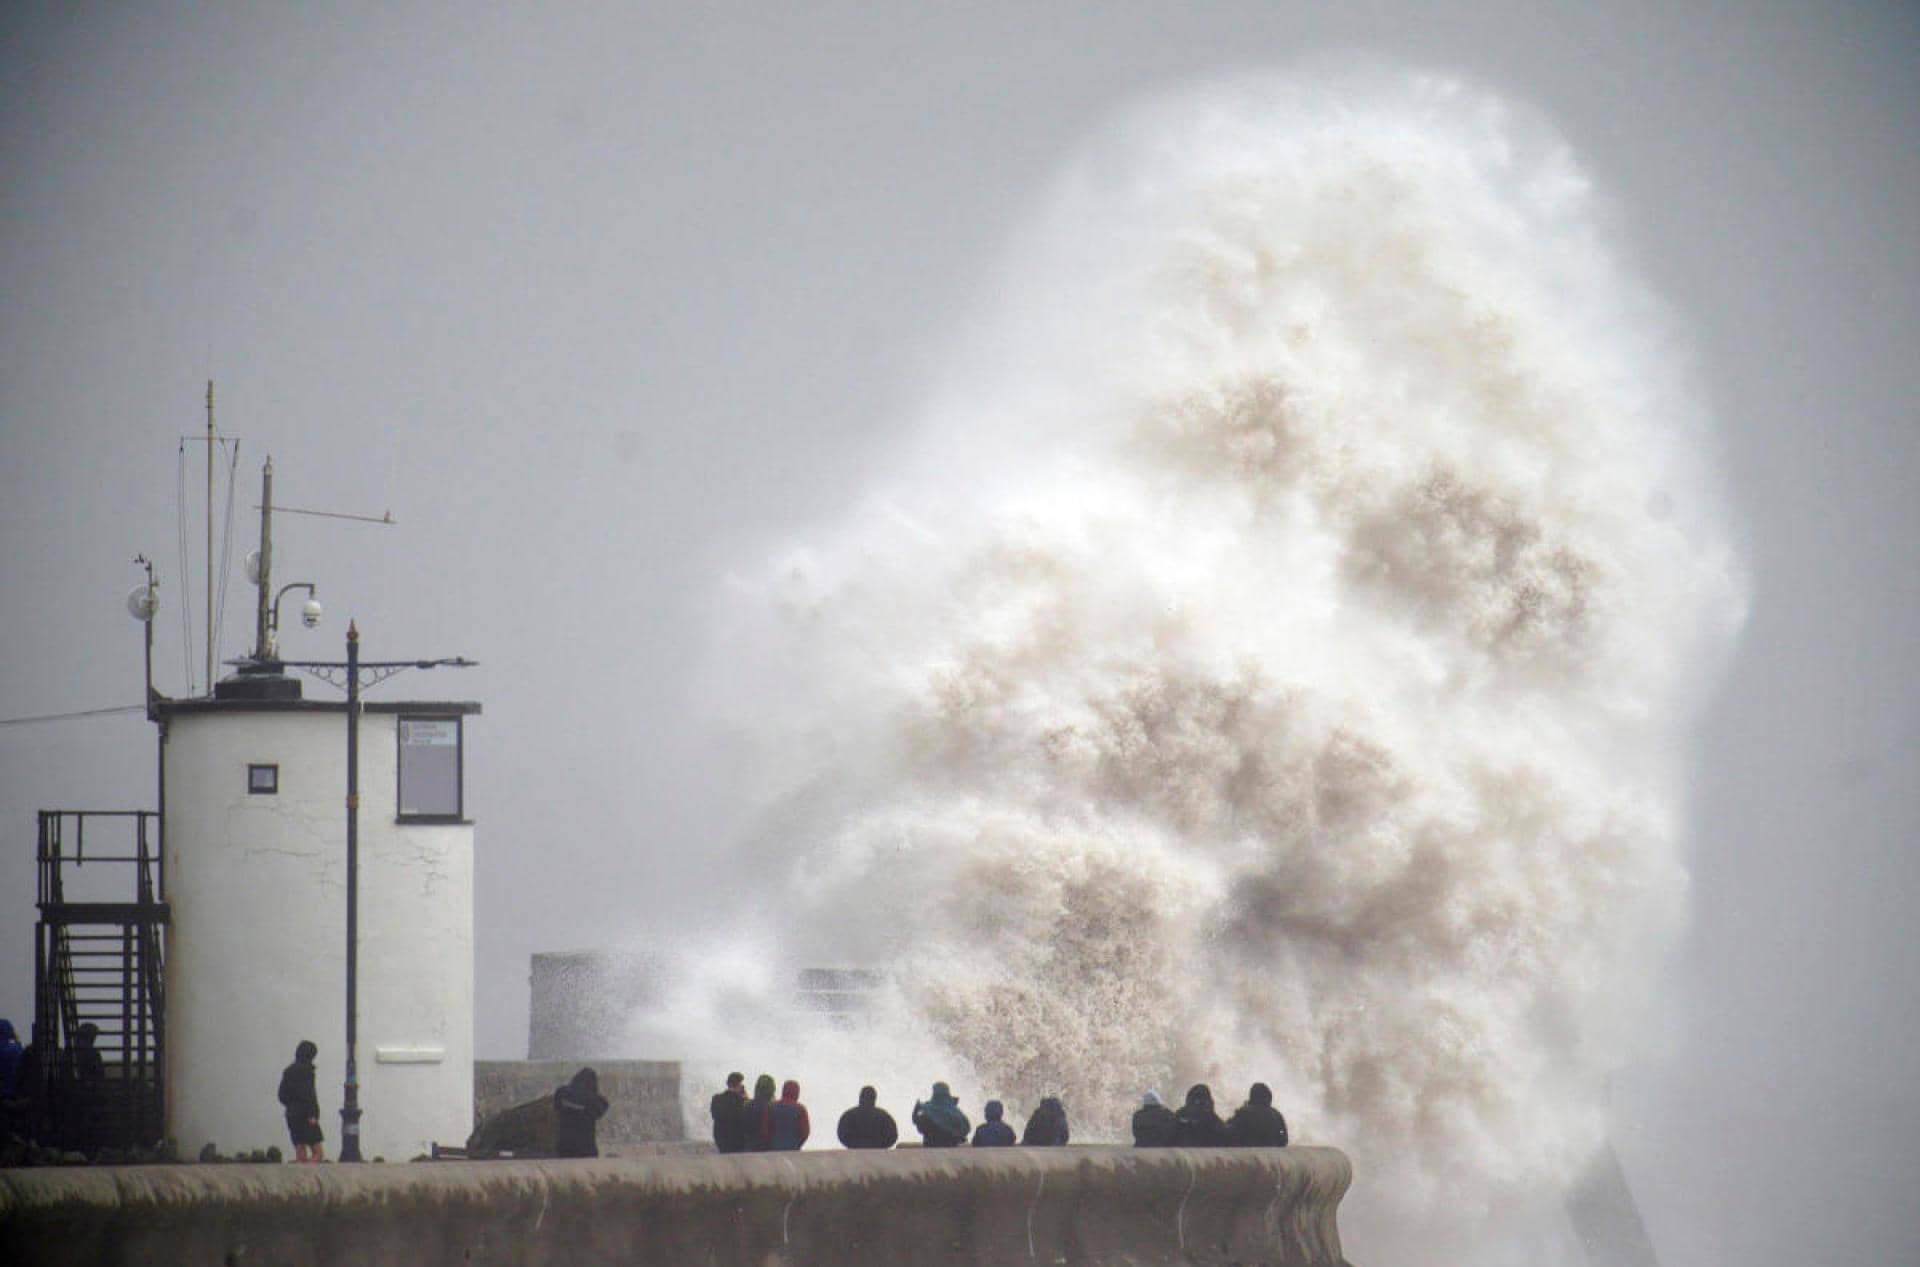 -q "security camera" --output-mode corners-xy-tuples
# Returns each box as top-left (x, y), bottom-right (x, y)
(301, 597), (324, 629)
